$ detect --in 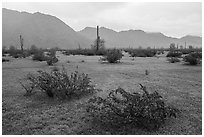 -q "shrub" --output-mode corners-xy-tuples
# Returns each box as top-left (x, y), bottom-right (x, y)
(167, 57), (180, 63)
(104, 49), (123, 63)
(46, 56), (58, 65)
(32, 51), (47, 61)
(166, 51), (182, 58)
(46, 49), (58, 65)
(24, 68), (94, 99)
(29, 45), (39, 55)
(6, 45), (27, 58)
(62, 48), (107, 56)
(125, 49), (156, 57)
(183, 53), (201, 65)
(13, 54), (23, 58)
(190, 52), (202, 59)
(95, 49), (107, 56)
(2, 58), (9, 62)
(87, 84), (179, 130)
(180, 49), (193, 54)
(131, 51), (146, 57)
